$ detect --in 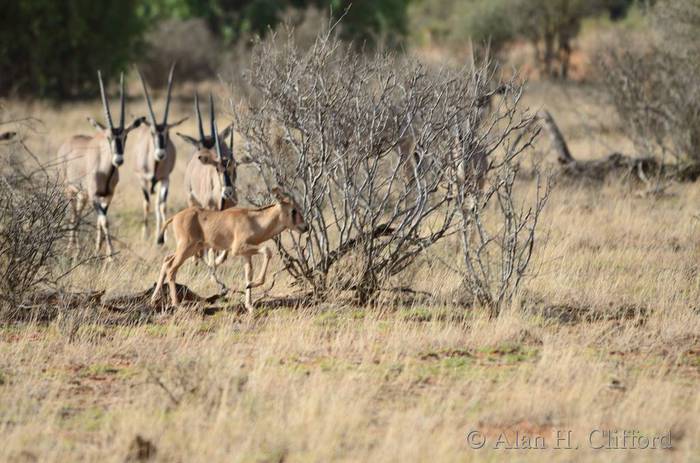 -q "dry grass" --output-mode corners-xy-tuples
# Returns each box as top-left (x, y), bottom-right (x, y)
(1, 81), (699, 462)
